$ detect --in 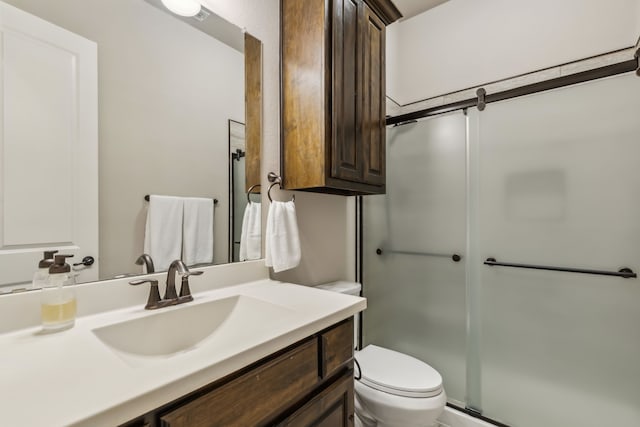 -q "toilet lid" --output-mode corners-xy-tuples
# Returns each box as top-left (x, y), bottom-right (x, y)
(355, 345), (443, 398)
